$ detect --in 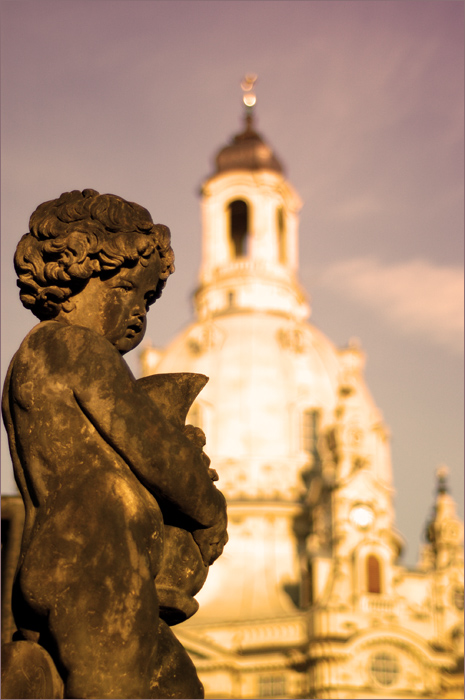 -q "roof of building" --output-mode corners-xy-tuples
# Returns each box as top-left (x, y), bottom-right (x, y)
(214, 112), (284, 175)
